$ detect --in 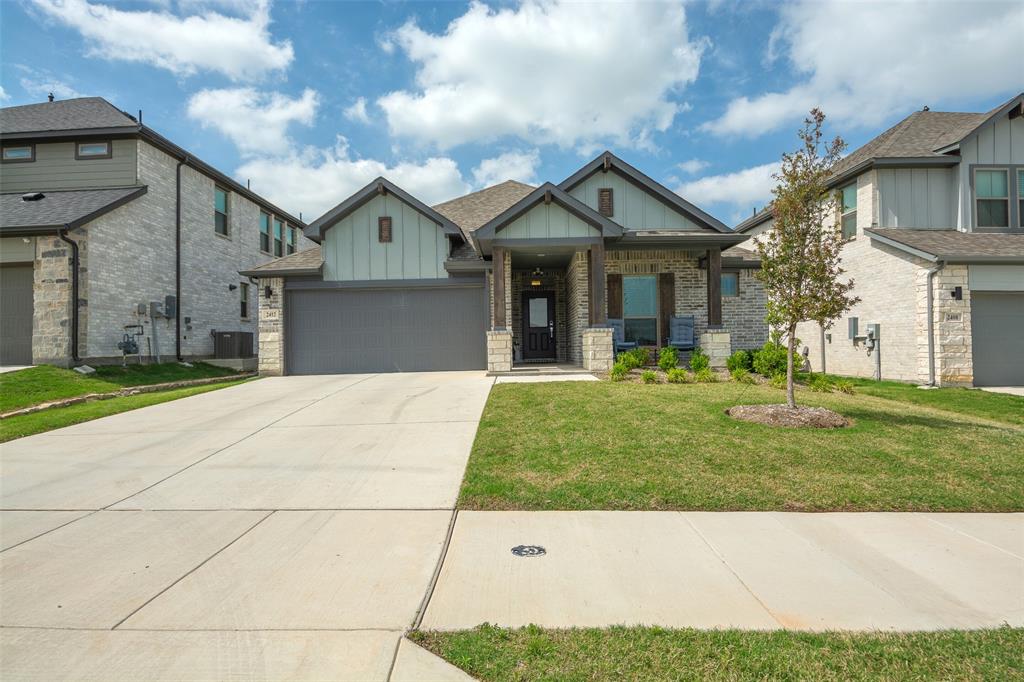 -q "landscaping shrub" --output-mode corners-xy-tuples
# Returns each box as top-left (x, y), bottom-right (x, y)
(769, 373), (787, 389)
(726, 349), (754, 373)
(731, 367), (756, 384)
(641, 369), (657, 384)
(666, 368), (691, 384)
(694, 368), (718, 383)
(610, 362), (629, 381)
(689, 347), (710, 372)
(752, 341), (798, 377)
(834, 379), (855, 394)
(657, 347), (679, 372)
(620, 347), (649, 370)
(808, 374), (833, 392)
